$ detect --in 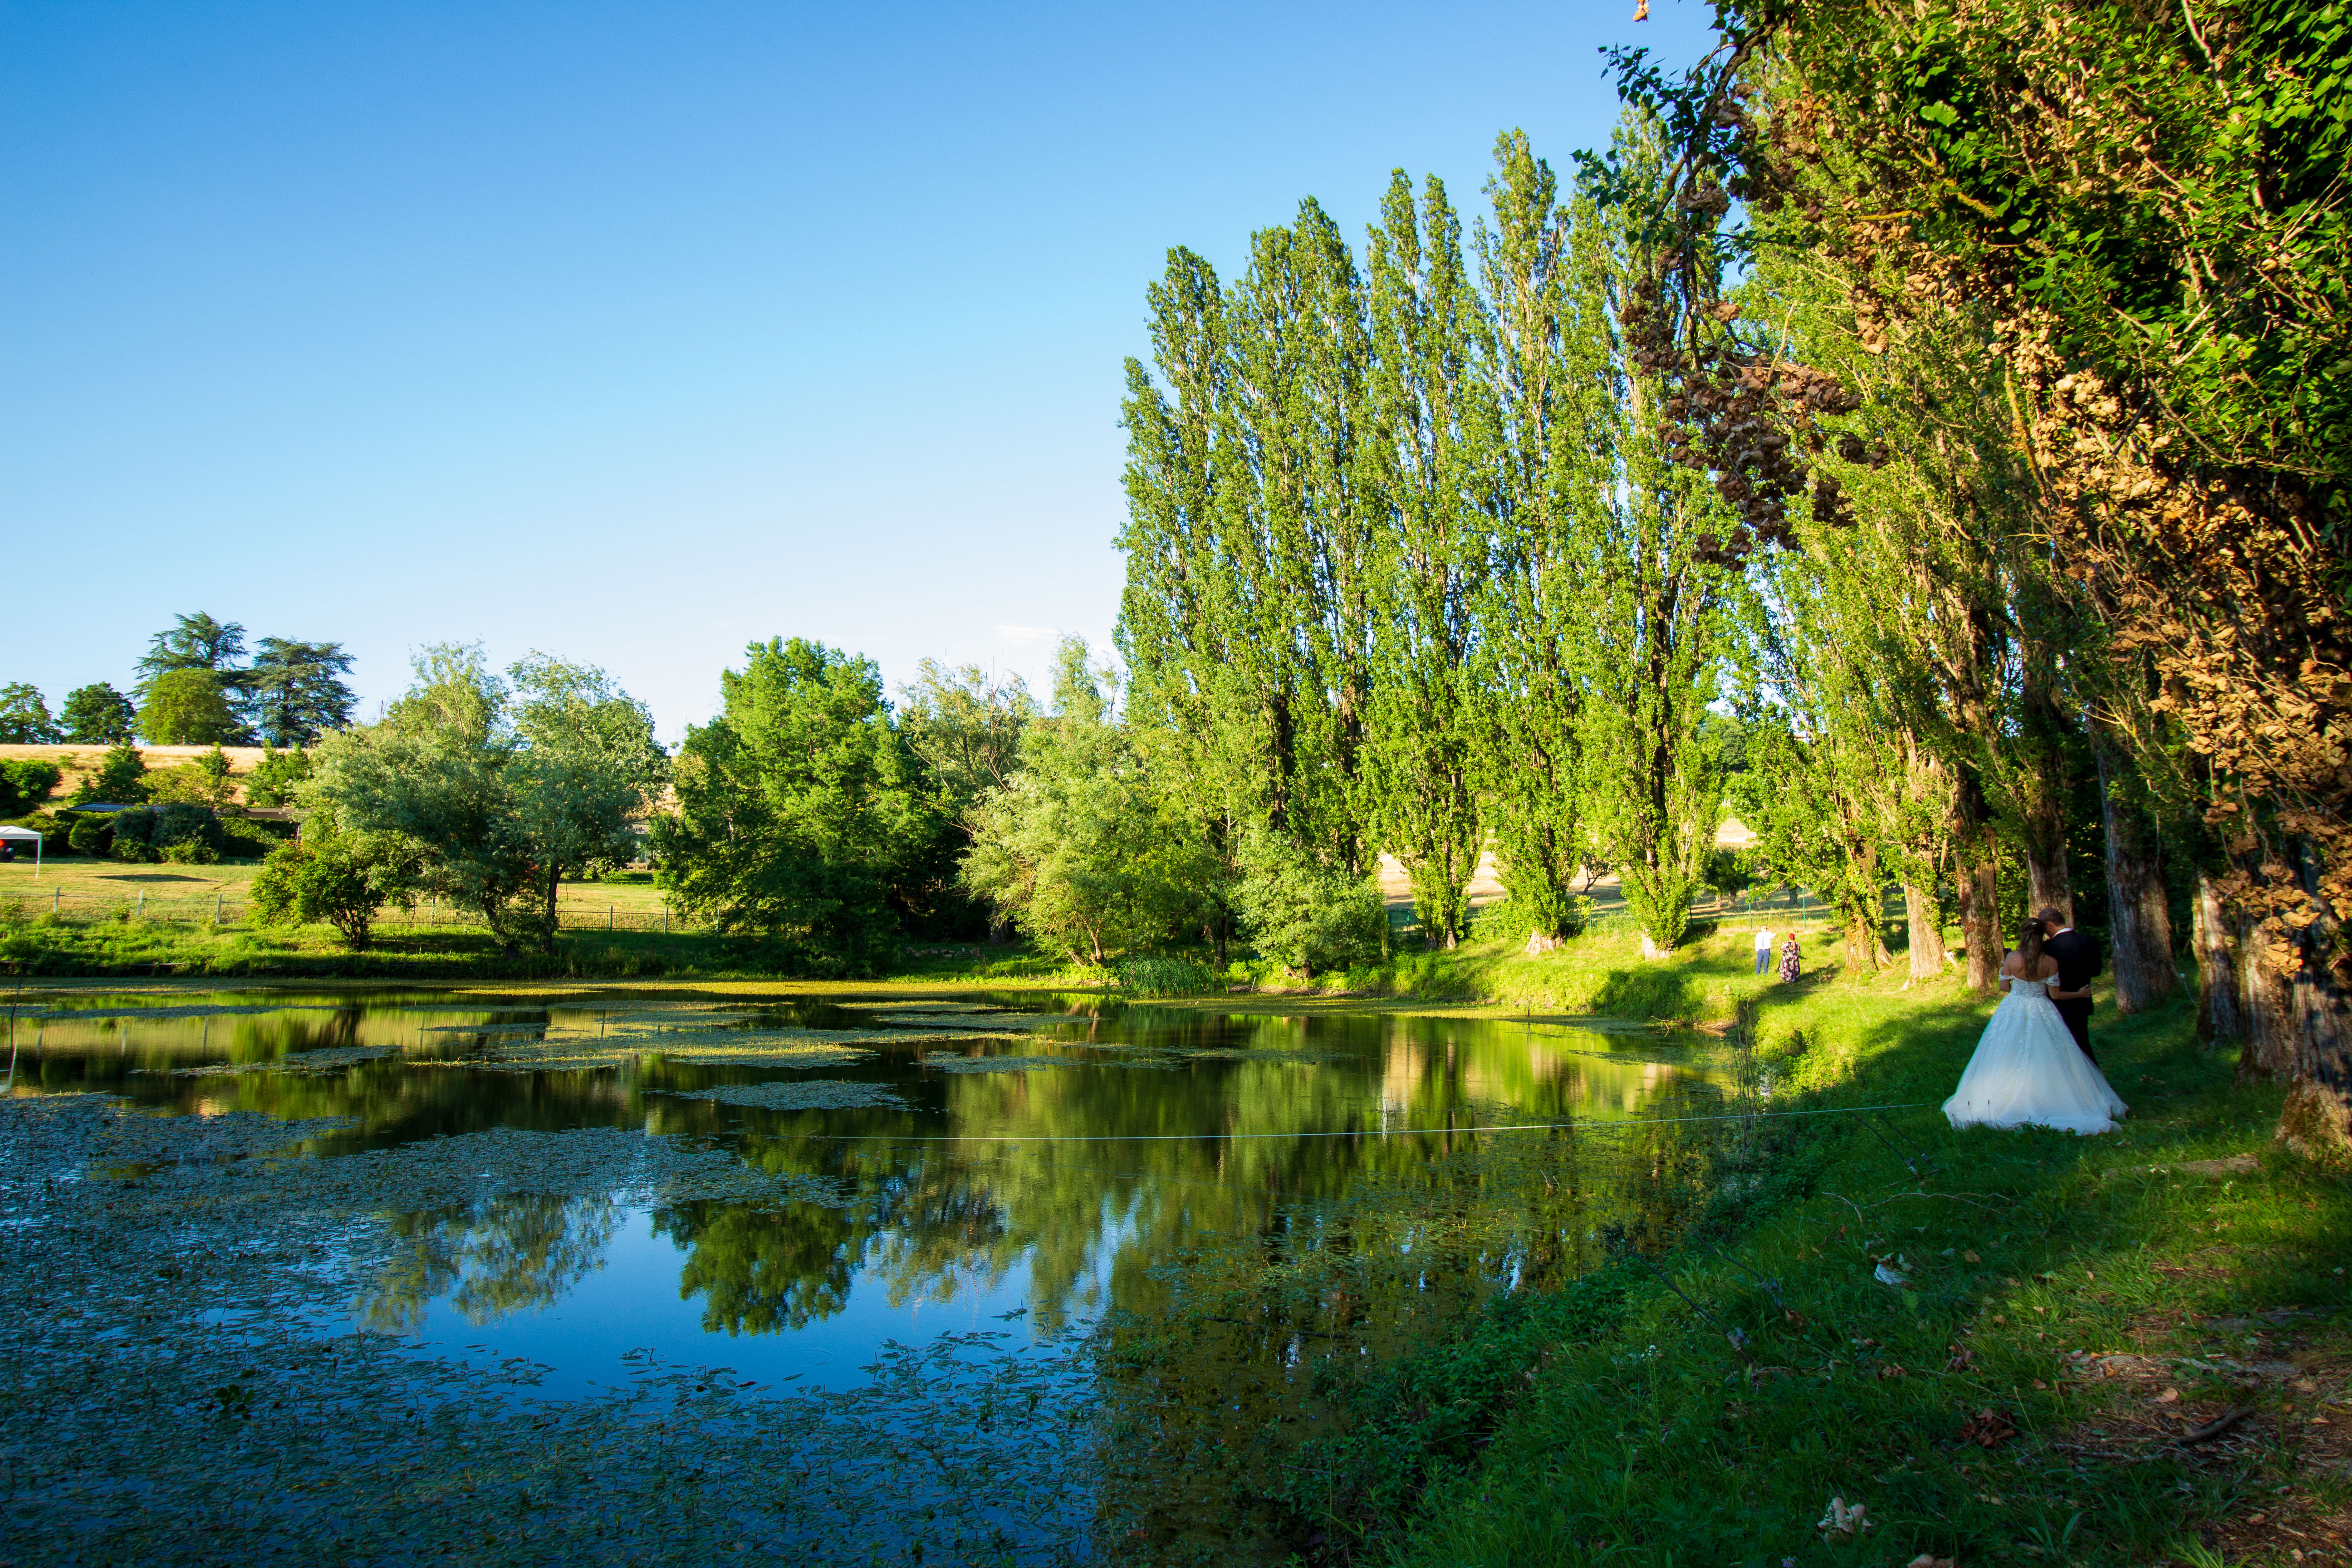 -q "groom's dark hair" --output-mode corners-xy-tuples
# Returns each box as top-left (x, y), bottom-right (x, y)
(2034, 906), (2067, 926)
